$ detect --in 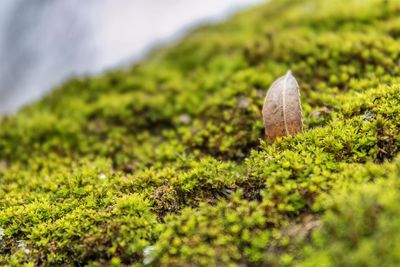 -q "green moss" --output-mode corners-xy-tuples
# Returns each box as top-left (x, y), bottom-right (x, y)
(1, 0), (400, 266)
(299, 159), (400, 267)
